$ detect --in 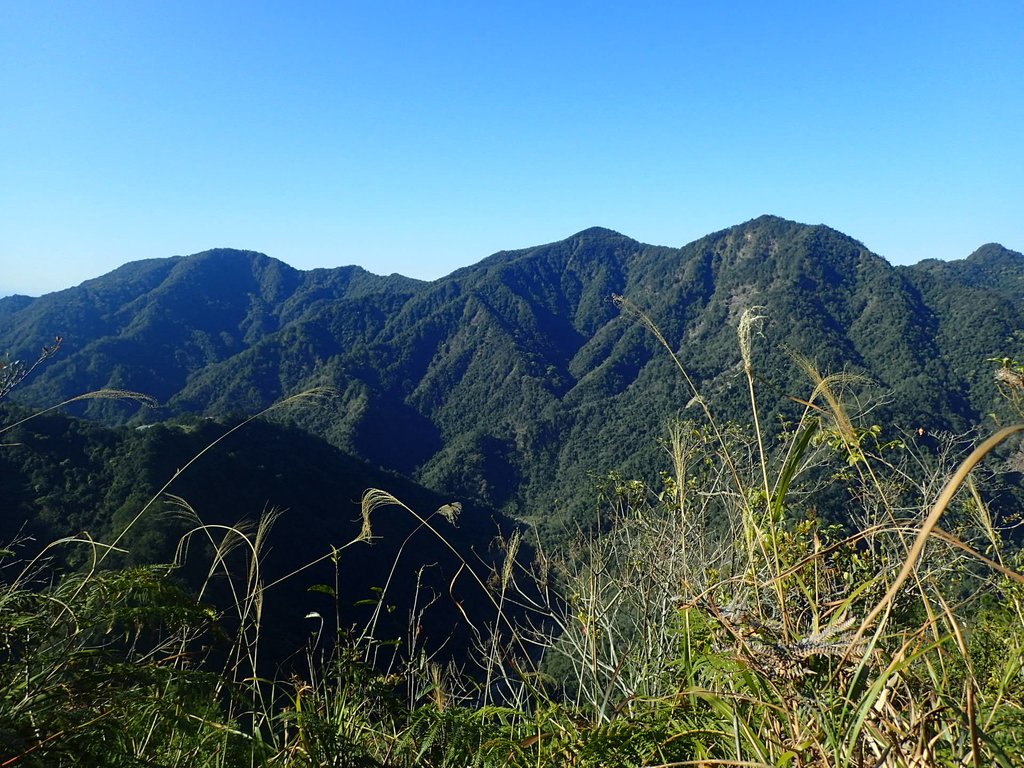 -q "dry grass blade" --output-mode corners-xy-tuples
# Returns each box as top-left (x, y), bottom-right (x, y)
(854, 423), (1024, 643)
(0, 335), (63, 401)
(0, 388), (158, 435)
(613, 294), (705, 411)
(360, 488), (404, 542)
(787, 347), (872, 447)
(737, 306), (766, 375)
